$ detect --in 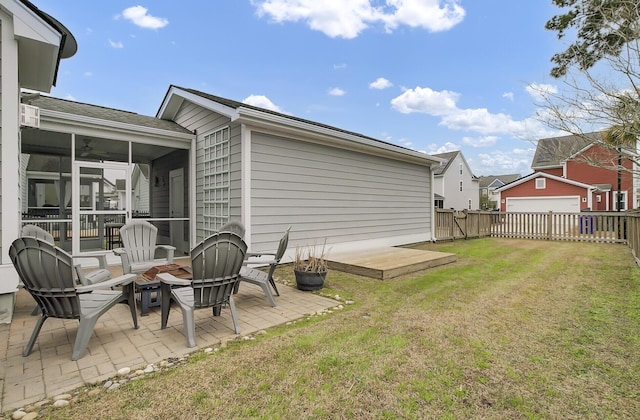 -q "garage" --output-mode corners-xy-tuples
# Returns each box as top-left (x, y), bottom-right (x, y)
(506, 196), (581, 213)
